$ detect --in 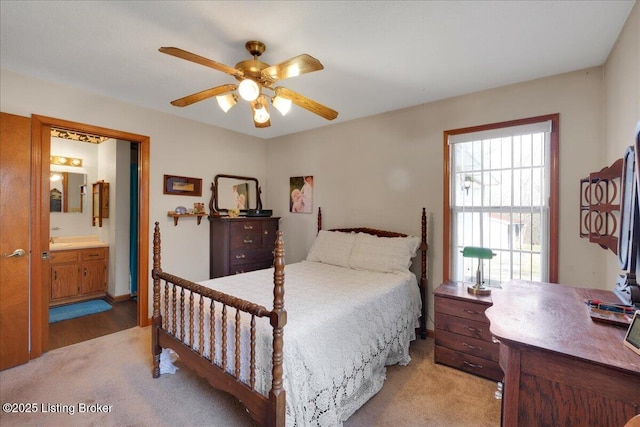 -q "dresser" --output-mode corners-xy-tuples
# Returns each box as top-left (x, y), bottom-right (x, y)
(434, 281), (502, 381)
(209, 216), (280, 278)
(486, 280), (640, 427)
